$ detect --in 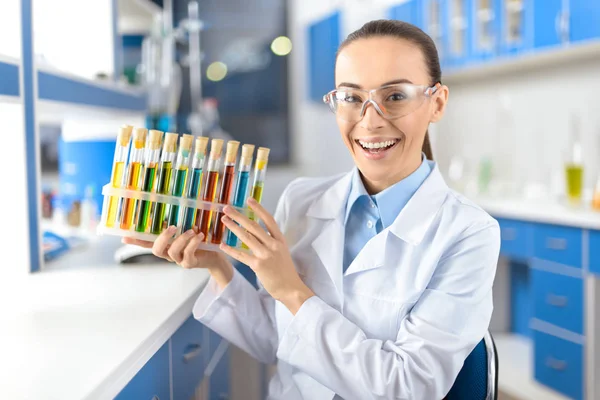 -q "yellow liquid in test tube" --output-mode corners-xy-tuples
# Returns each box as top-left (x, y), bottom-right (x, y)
(106, 161), (125, 227)
(565, 164), (583, 203)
